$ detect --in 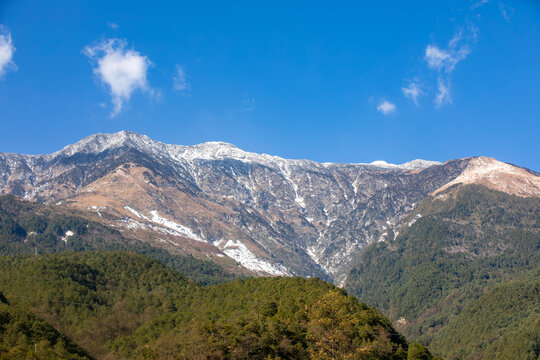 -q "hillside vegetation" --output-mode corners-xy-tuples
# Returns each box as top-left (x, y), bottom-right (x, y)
(0, 195), (237, 285)
(346, 184), (540, 359)
(429, 270), (539, 359)
(0, 251), (433, 359)
(0, 298), (92, 359)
